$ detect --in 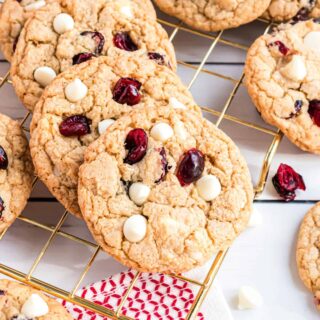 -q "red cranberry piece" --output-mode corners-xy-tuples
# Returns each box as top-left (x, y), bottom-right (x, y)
(113, 32), (138, 51)
(0, 197), (4, 218)
(0, 290), (4, 295)
(59, 115), (91, 137)
(308, 100), (320, 127)
(72, 52), (95, 65)
(155, 147), (170, 183)
(80, 31), (105, 55)
(286, 100), (303, 119)
(291, 7), (310, 23)
(124, 129), (148, 165)
(269, 41), (290, 55)
(272, 163), (306, 202)
(113, 78), (142, 106)
(0, 146), (8, 170)
(176, 149), (205, 186)
(148, 52), (166, 66)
